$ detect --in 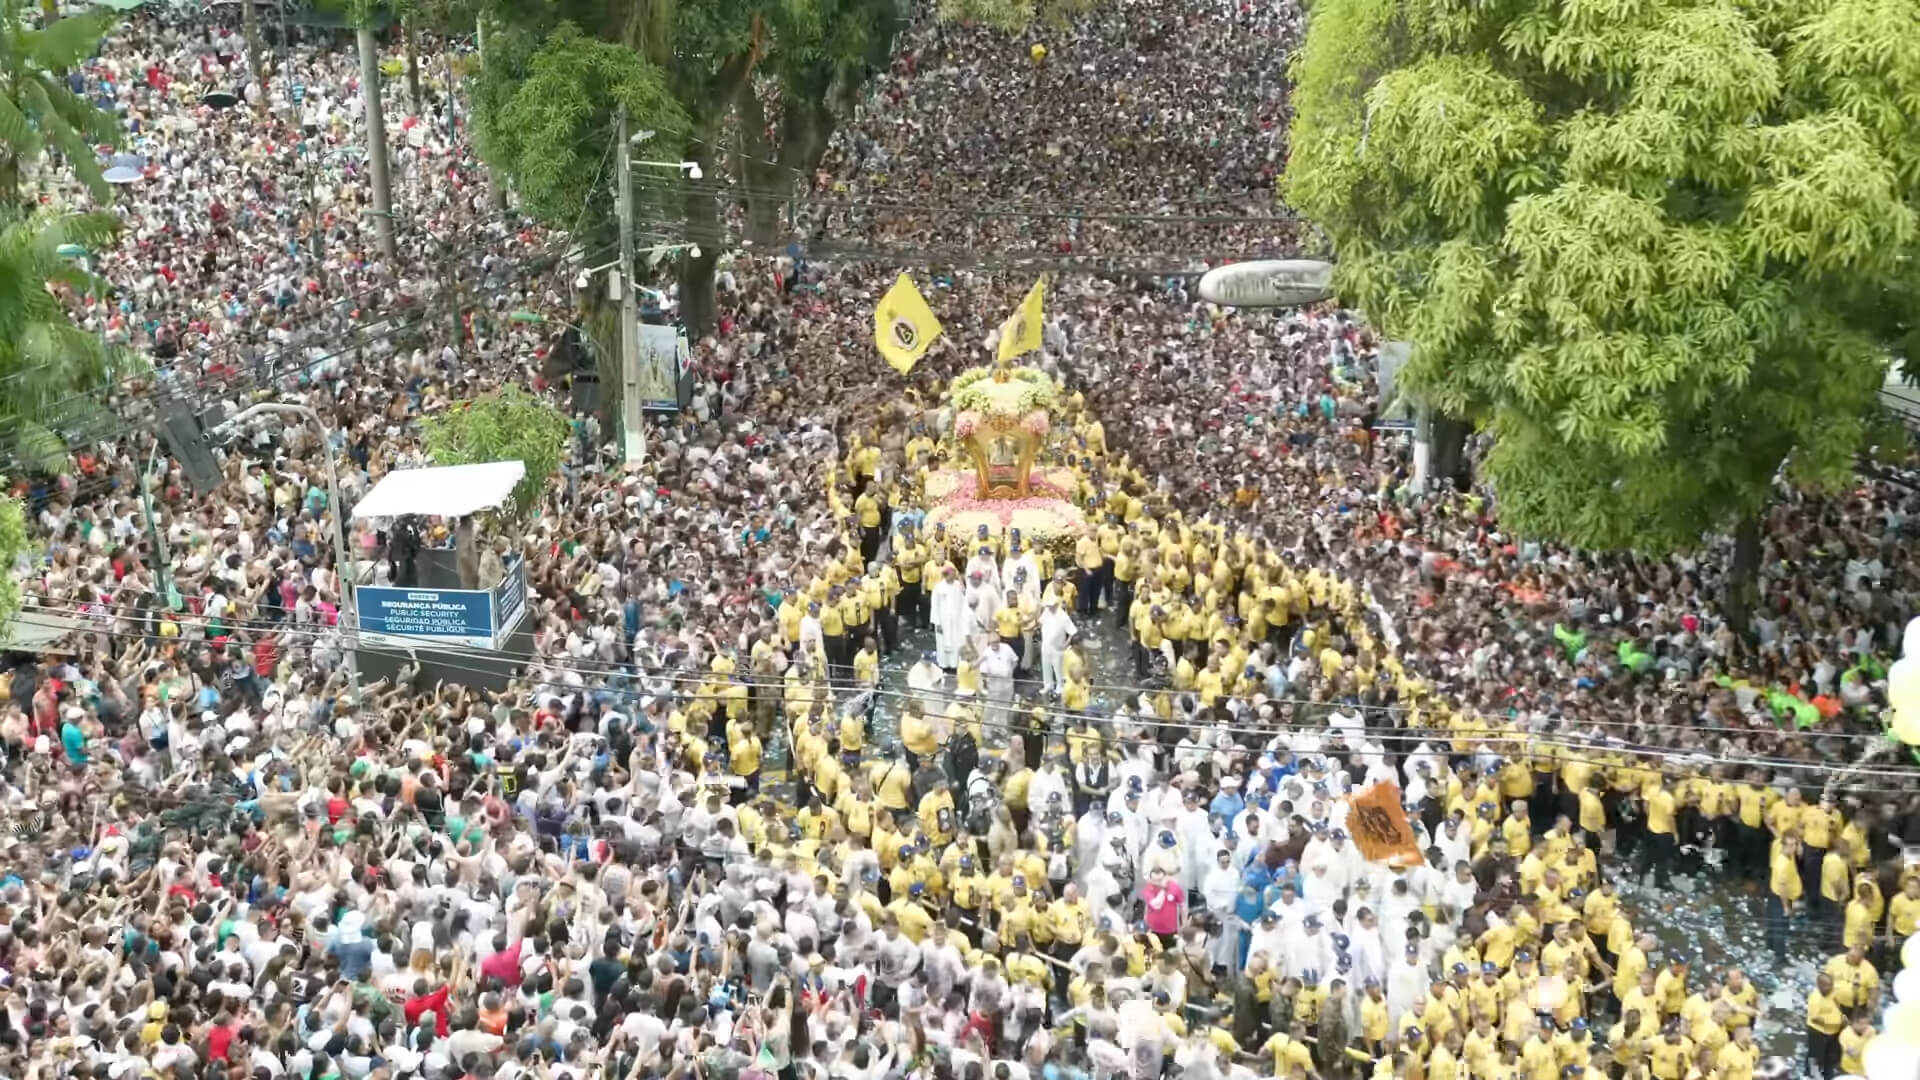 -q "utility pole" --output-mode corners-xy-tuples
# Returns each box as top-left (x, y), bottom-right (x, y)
(358, 22), (397, 261)
(617, 107), (646, 465)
